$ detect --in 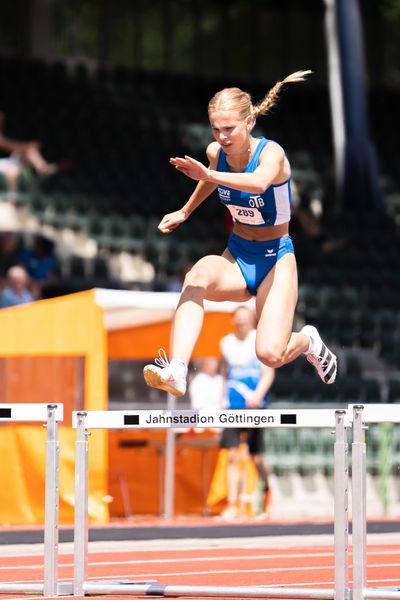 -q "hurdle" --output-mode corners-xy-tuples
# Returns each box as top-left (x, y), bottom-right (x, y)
(350, 404), (400, 600)
(72, 407), (351, 599)
(0, 403), (69, 597)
